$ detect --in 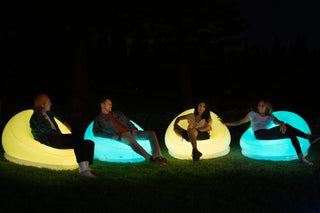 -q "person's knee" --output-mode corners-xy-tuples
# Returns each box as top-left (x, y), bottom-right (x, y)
(141, 130), (157, 139)
(143, 130), (154, 135)
(188, 128), (198, 137)
(285, 124), (295, 133)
